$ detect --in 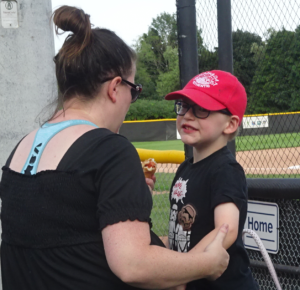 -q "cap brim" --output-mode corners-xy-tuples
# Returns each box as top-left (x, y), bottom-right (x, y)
(165, 89), (226, 111)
